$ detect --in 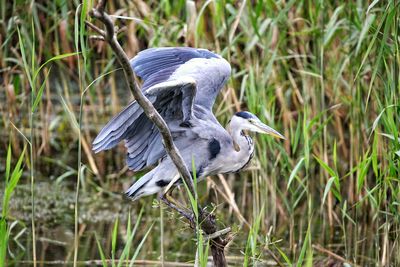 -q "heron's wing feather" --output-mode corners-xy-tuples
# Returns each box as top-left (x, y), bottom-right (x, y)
(92, 78), (196, 171)
(92, 95), (157, 152)
(130, 47), (231, 110)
